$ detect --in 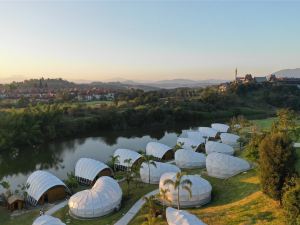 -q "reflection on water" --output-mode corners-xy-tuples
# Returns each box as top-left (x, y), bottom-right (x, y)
(0, 123), (199, 192)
